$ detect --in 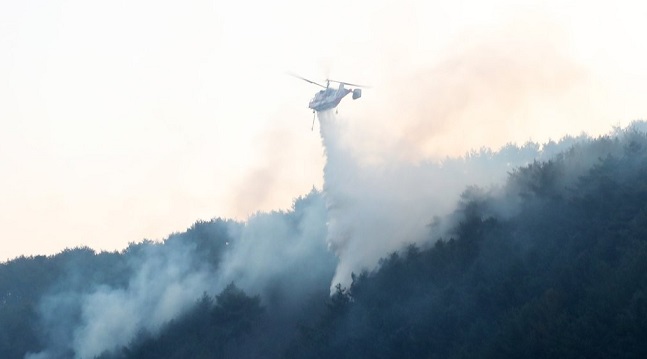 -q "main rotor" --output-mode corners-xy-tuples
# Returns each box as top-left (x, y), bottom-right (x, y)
(288, 72), (368, 89)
